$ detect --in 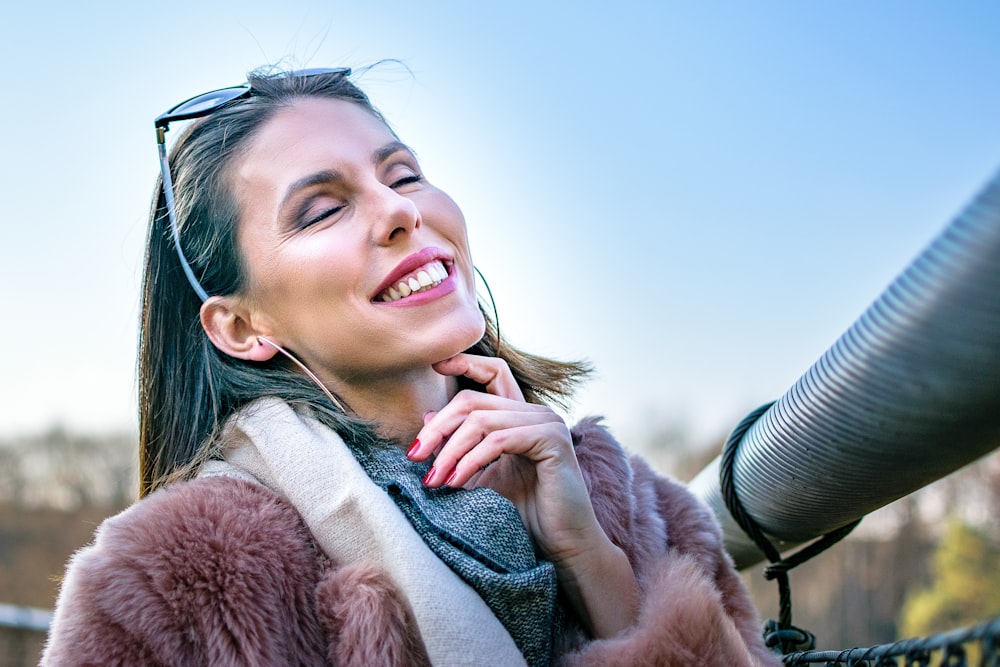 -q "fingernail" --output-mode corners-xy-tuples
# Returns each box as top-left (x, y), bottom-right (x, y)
(407, 439), (421, 458)
(422, 466), (436, 485)
(444, 469), (458, 486)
